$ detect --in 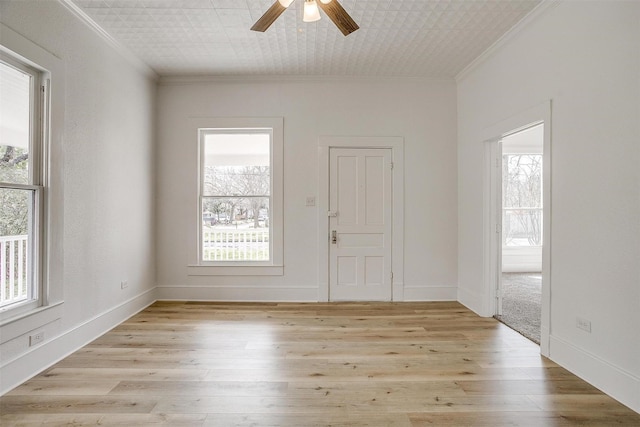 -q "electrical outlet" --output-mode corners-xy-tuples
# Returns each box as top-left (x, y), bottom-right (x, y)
(306, 196), (316, 207)
(120, 280), (128, 289)
(29, 331), (45, 347)
(576, 317), (591, 333)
